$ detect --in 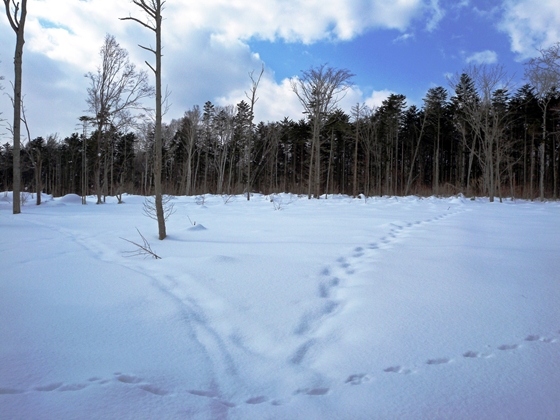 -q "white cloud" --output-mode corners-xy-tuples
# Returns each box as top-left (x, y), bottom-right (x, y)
(466, 50), (498, 64)
(393, 33), (414, 43)
(168, 0), (426, 45)
(216, 74), (303, 123)
(425, 0), (446, 32)
(499, 0), (560, 59)
(365, 90), (394, 108)
(0, 0), (440, 137)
